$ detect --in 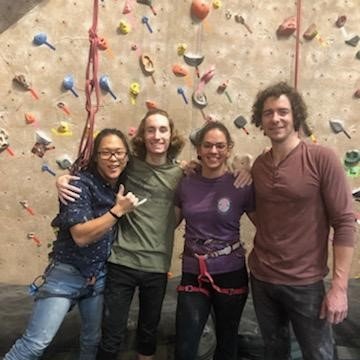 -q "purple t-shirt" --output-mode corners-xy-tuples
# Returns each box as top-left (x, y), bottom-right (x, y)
(174, 172), (255, 274)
